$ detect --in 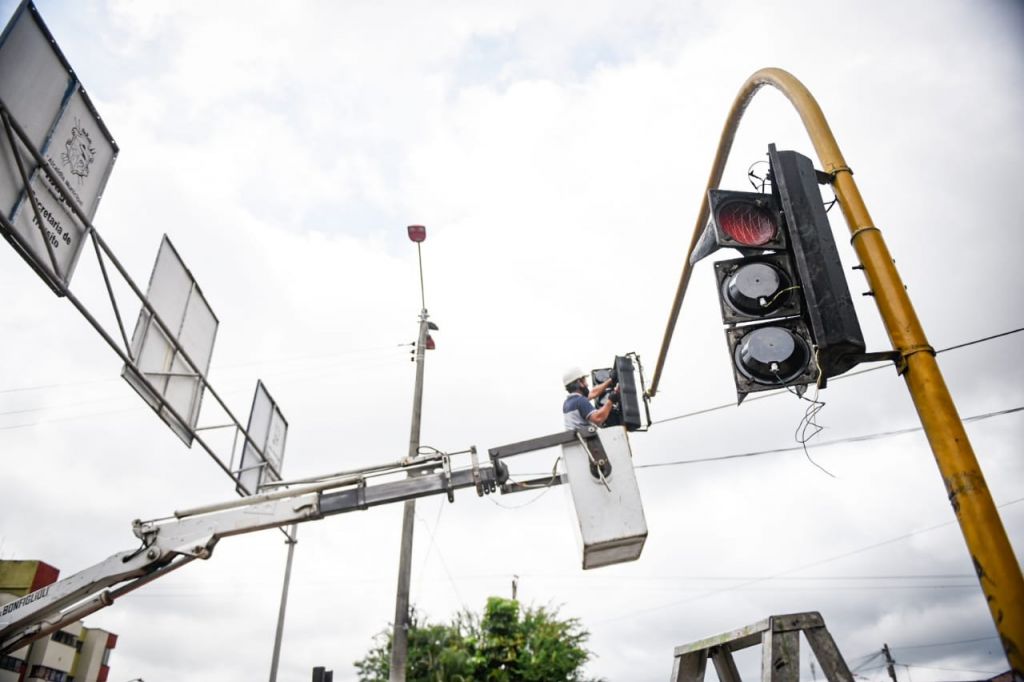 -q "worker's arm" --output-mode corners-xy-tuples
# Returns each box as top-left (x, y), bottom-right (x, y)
(587, 398), (614, 426)
(587, 379), (612, 400)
